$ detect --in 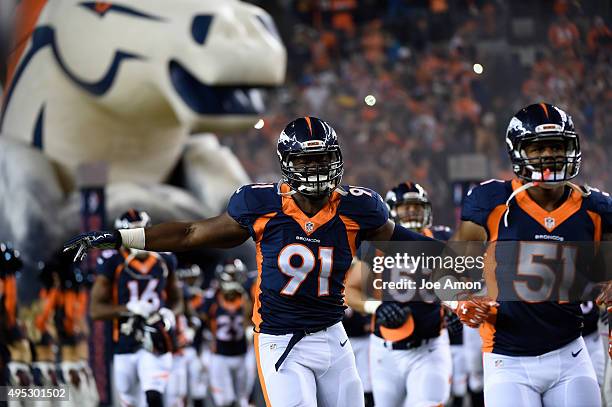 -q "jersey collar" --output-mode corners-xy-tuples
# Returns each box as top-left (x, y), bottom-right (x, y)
(510, 178), (583, 232)
(280, 183), (341, 235)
